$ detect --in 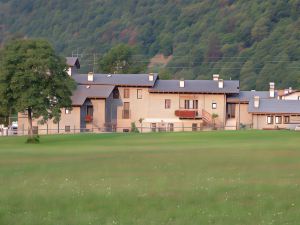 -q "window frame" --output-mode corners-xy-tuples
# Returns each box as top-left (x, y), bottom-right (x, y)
(275, 116), (282, 124)
(124, 89), (130, 98)
(165, 99), (171, 109)
(65, 126), (71, 133)
(267, 116), (274, 124)
(212, 102), (217, 109)
(284, 116), (290, 124)
(65, 109), (71, 114)
(137, 89), (142, 99)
